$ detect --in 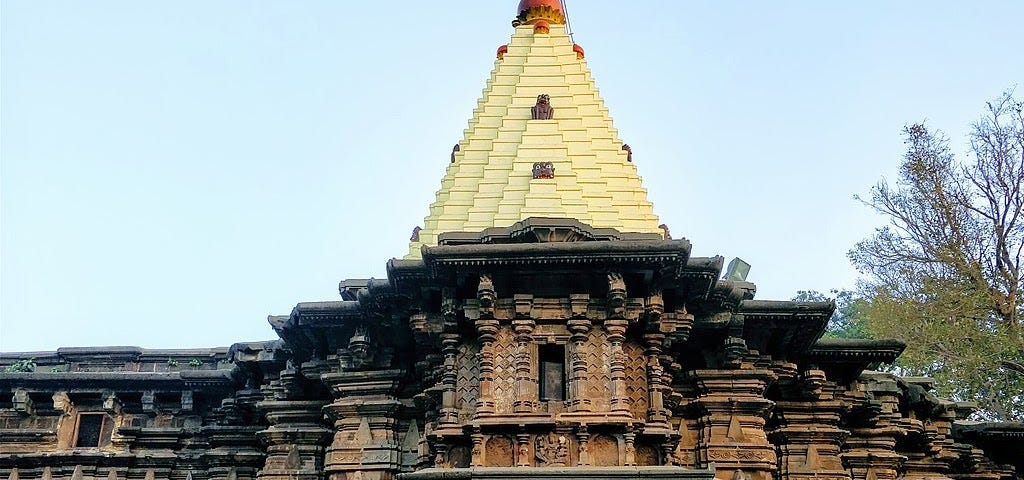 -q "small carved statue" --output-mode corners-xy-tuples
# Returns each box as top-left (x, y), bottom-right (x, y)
(532, 162), (555, 179)
(659, 224), (672, 240)
(347, 326), (374, 370)
(532, 94), (554, 120)
(623, 144), (633, 162)
(477, 274), (496, 309)
(410, 226), (422, 242)
(450, 144), (460, 164)
(607, 272), (627, 303)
